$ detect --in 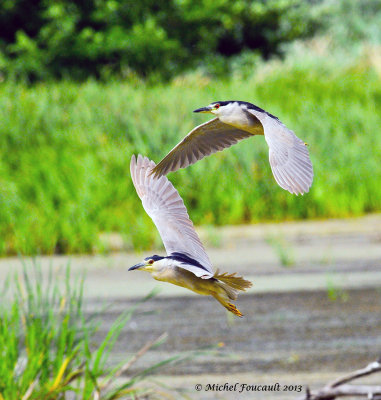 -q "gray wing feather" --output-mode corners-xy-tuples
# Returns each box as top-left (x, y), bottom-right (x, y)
(130, 154), (213, 278)
(151, 118), (253, 177)
(247, 109), (313, 195)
